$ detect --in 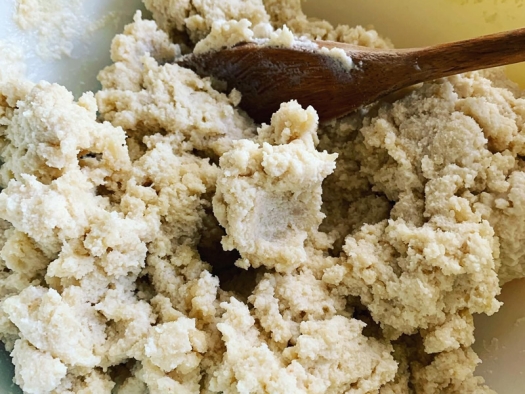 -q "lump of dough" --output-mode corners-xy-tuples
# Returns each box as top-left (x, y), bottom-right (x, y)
(213, 102), (337, 272)
(472, 170), (525, 283)
(1, 229), (50, 276)
(96, 13), (255, 157)
(96, 11), (179, 93)
(209, 297), (305, 393)
(0, 171), (96, 256)
(0, 169), (157, 277)
(144, 318), (207, 373)
(210, 297), (397, 394)
(282, 316), (397, 394)
(94, 281), (155, 366)
(328, 217), (499, 353)
(248, 270), (346, 344)
(11, 339), (67, 394)
(1, 81), (131, 188)
(355, 72), (525, 284)
(2, 286), (105, 367)
(320, 72), (525, 353)
(127, 133), (219, 245)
